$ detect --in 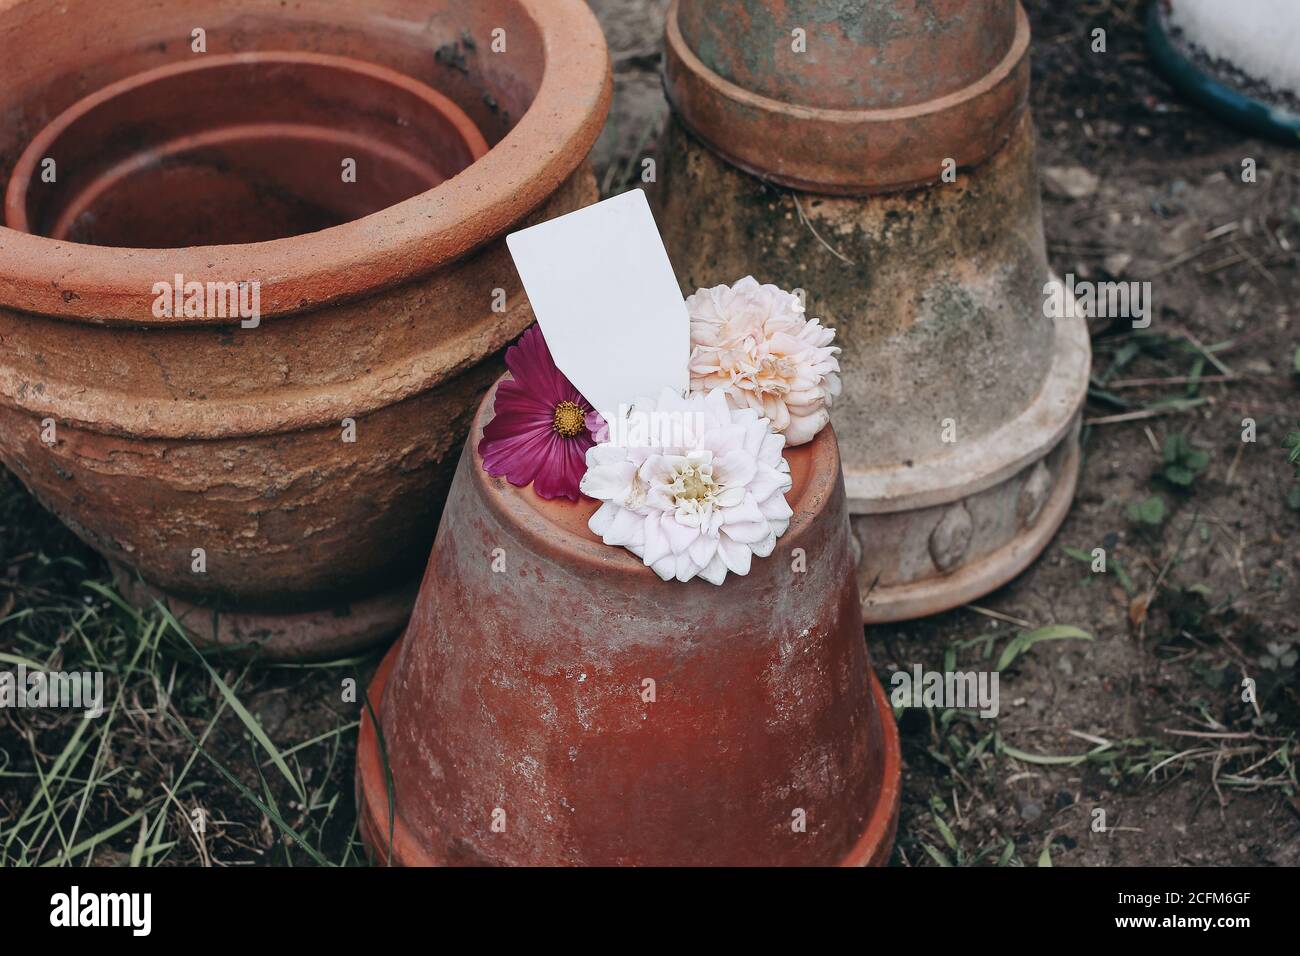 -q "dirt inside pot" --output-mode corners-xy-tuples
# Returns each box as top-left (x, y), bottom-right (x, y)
(4, 52), (489, 247)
